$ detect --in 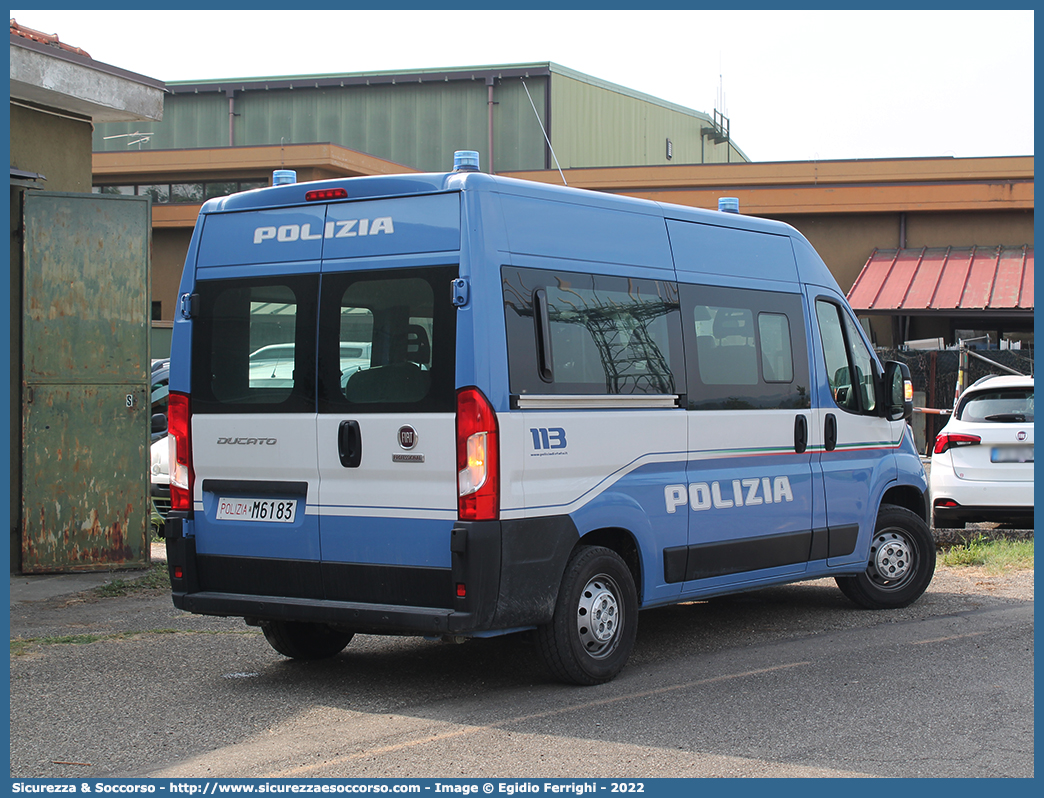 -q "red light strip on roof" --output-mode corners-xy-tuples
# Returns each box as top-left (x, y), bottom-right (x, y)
(305, 188), (348, 201)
